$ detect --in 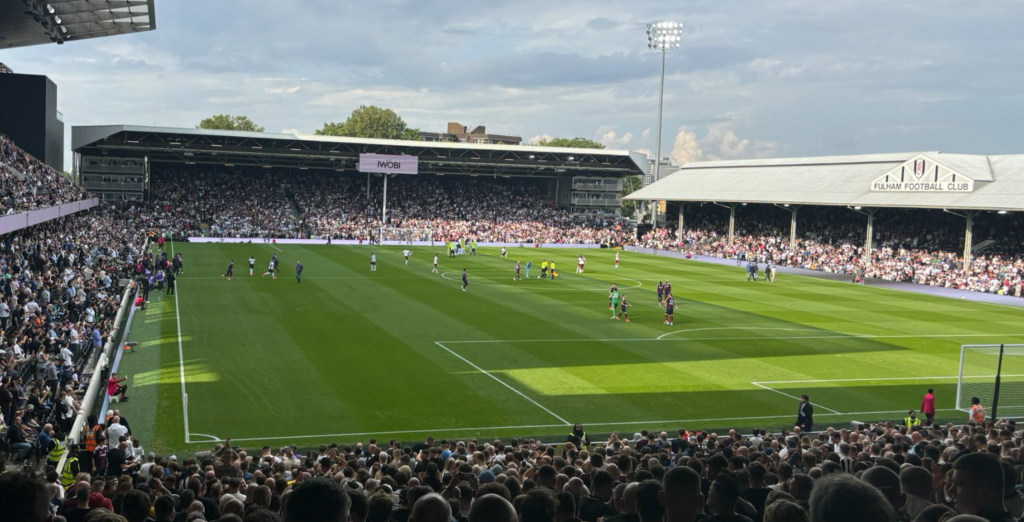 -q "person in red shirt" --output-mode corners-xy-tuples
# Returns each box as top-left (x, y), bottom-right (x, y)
(921, 388), (936, 426)
(107, 373), (128, 402)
